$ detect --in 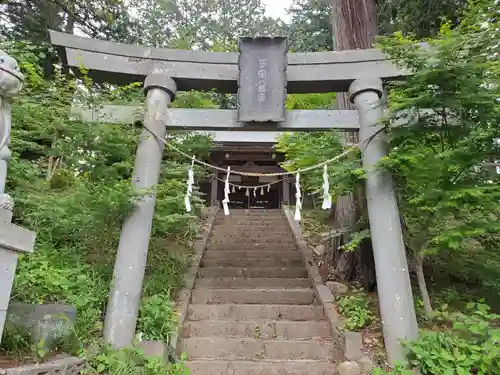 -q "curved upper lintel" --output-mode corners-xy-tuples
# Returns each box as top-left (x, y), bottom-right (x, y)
(49, 30), (411, 93)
